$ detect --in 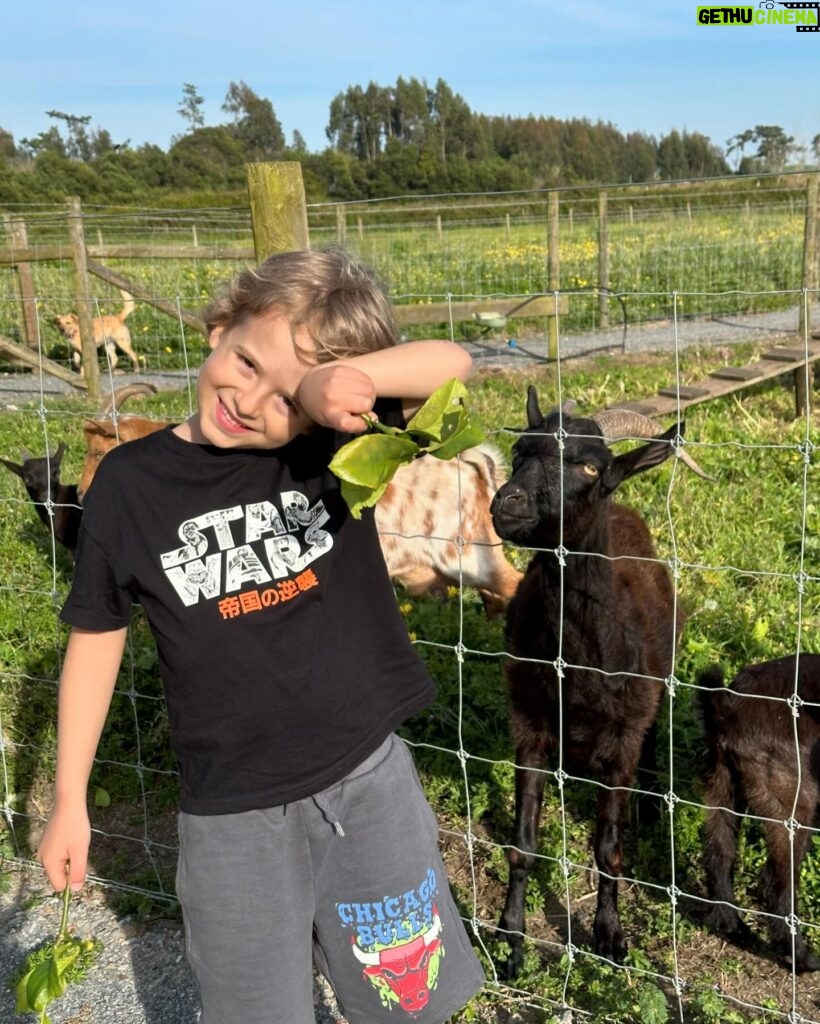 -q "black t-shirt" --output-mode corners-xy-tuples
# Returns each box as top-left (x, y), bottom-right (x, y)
(61, 406), (436, 814)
